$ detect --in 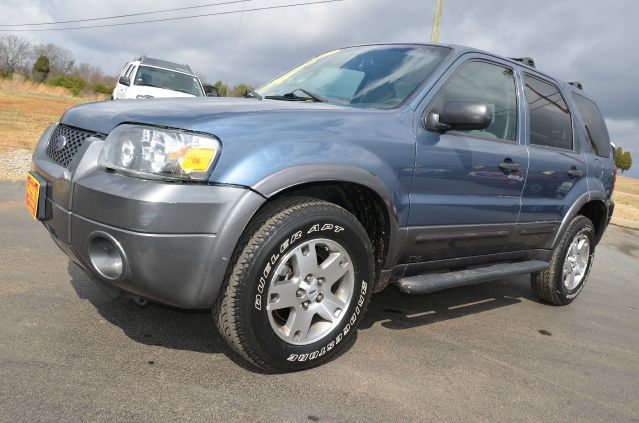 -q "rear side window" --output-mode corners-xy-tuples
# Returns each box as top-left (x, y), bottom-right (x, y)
(571, 93), (611, 158)
(524, 75), (573, 150)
